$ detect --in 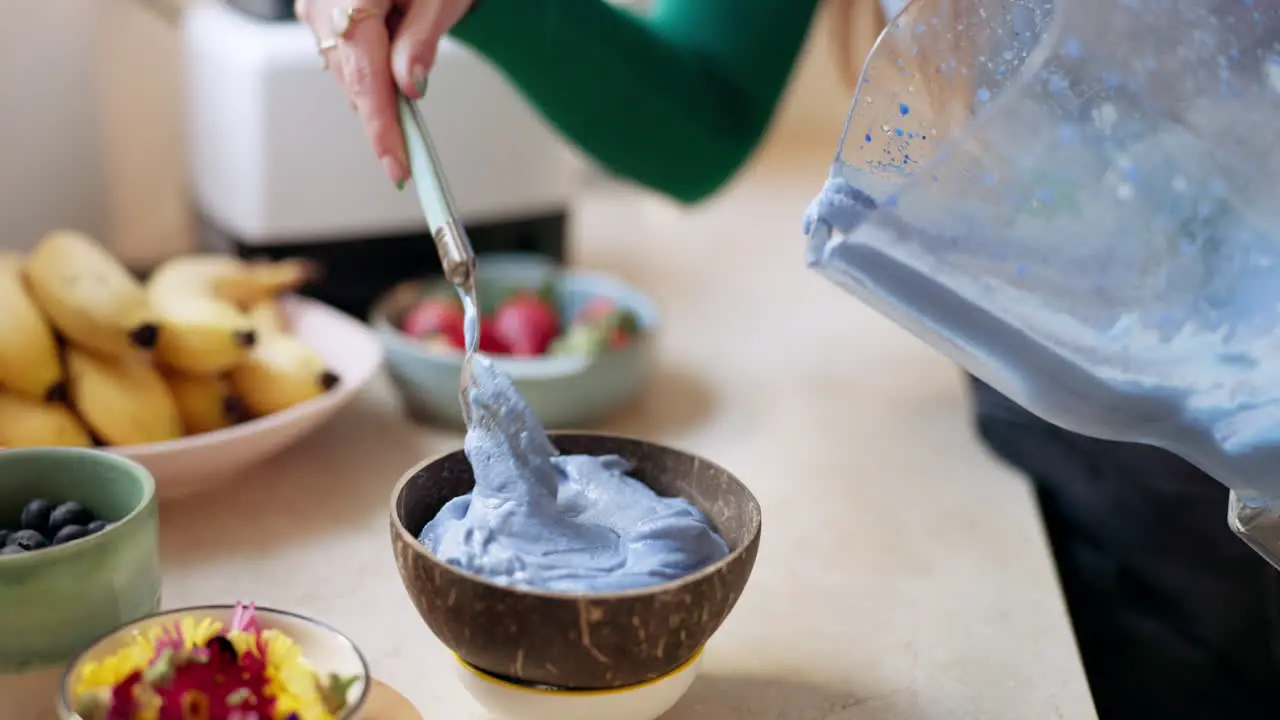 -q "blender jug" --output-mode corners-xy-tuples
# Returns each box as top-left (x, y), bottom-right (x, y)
(804, 0), (1280, 564)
